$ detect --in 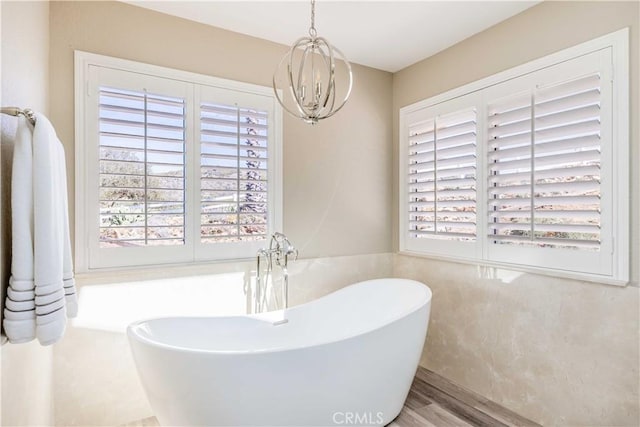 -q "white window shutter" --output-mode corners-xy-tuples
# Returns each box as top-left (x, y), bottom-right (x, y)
(408, 117), (437, 235)
(409, 109), (477, 240)
(402, 93), (480, 259)
(487, 92), (533, 245)
(488, 73), (602, 250)
(199, 103), (269, 244)
(98, 87), (186, 248)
